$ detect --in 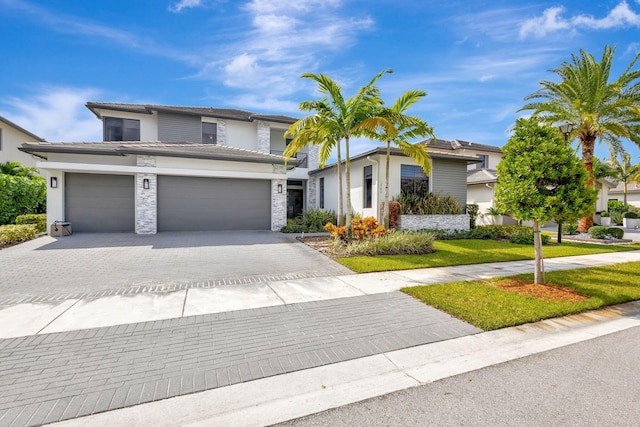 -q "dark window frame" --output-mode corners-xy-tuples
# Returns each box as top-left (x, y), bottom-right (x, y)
(104, 117), (140, 141)
(476, 154), (488, 169)
(364, 165), (373, 208)
(319, 177), (325, 209)
(400, 164), (429, 196)
(202, 122), (217, 144)
(0, 128), (2, 151)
